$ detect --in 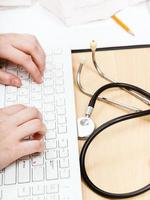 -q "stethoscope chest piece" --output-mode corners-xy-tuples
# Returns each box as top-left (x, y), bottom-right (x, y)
(77, 117), (95, 140)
